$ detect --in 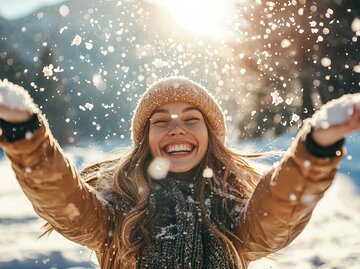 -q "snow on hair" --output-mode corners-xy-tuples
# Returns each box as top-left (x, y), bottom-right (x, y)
(0, 79), (39, 114)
